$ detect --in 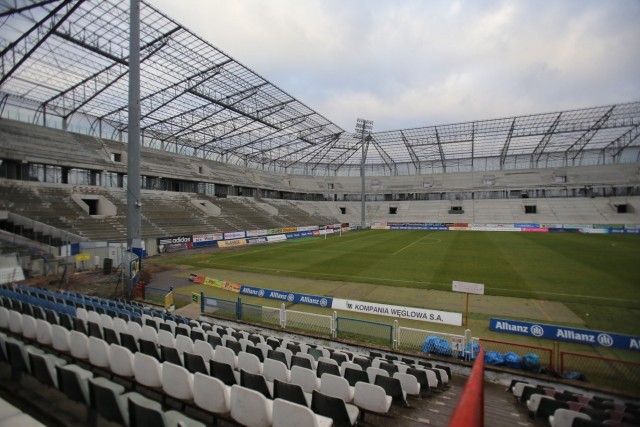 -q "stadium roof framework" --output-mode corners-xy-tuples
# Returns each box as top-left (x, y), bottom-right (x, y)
(1, 0), (639, 176)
